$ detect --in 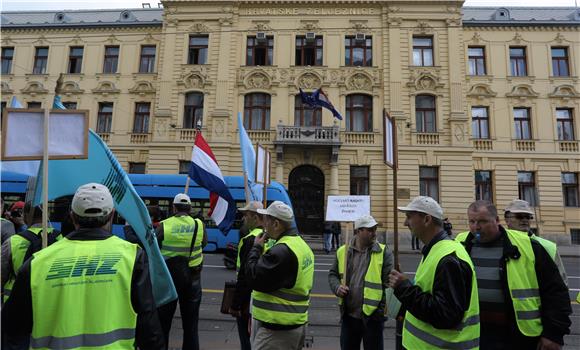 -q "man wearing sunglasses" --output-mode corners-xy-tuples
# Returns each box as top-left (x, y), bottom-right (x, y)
(504, 199), (568, 286)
